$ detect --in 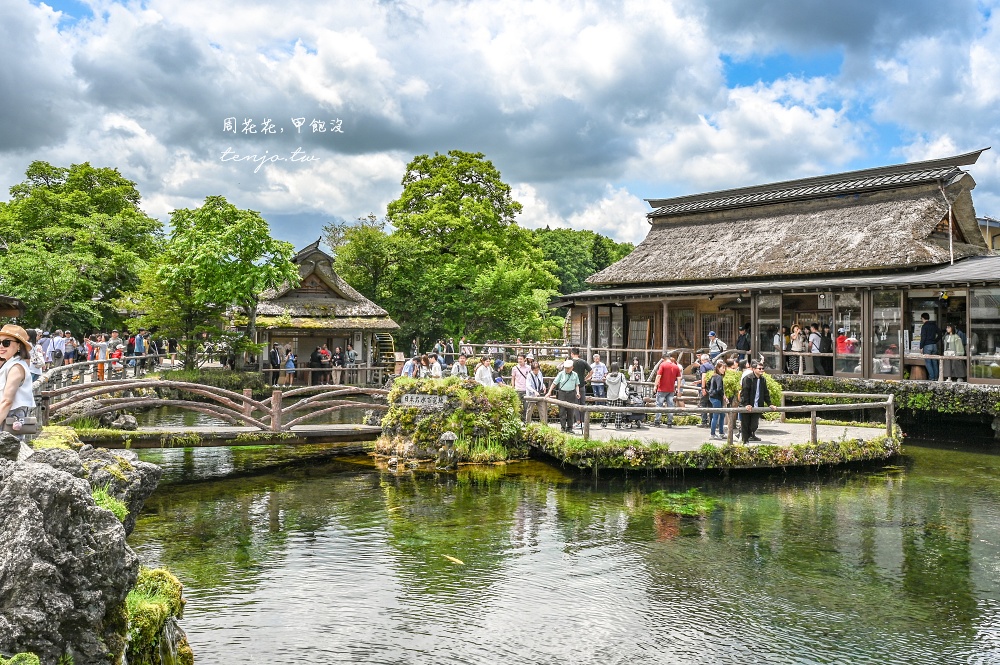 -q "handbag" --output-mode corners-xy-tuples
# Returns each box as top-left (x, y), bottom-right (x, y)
(3, 416), (37, 435)
(943, 350), (956, 356)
